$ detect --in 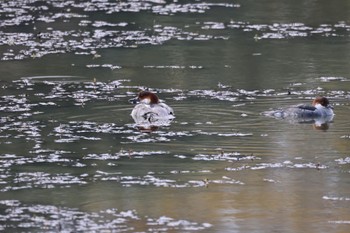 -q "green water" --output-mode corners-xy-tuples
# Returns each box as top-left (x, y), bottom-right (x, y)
(0, 0), (349, 232)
